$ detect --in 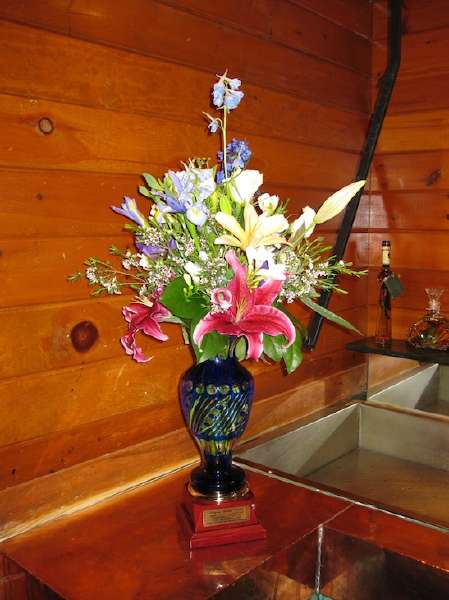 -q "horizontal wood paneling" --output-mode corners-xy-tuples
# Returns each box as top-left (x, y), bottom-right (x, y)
(292, 0), (371, 37)
(0, 274), (367, 380)
(374, 28), (449, 81)
(0, 170), (370, 239)
(0, 231), (366, 308)
(0, 305), (365, 449)
(0, 0), (371, 488)
(0, 352), (365, 491)
(0, 22), (367, 153)
(379, 109), (449, 153)
(0, 94), (359, 184)
(369, 191), (449, 231)
(373, 0), (449, 39)
(369, 232), (449, 270)
(368, 3), (449, 386)
(159, 0), (370, 73)
(0, 2), (370, 113)
(371, 152), (449, 191)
